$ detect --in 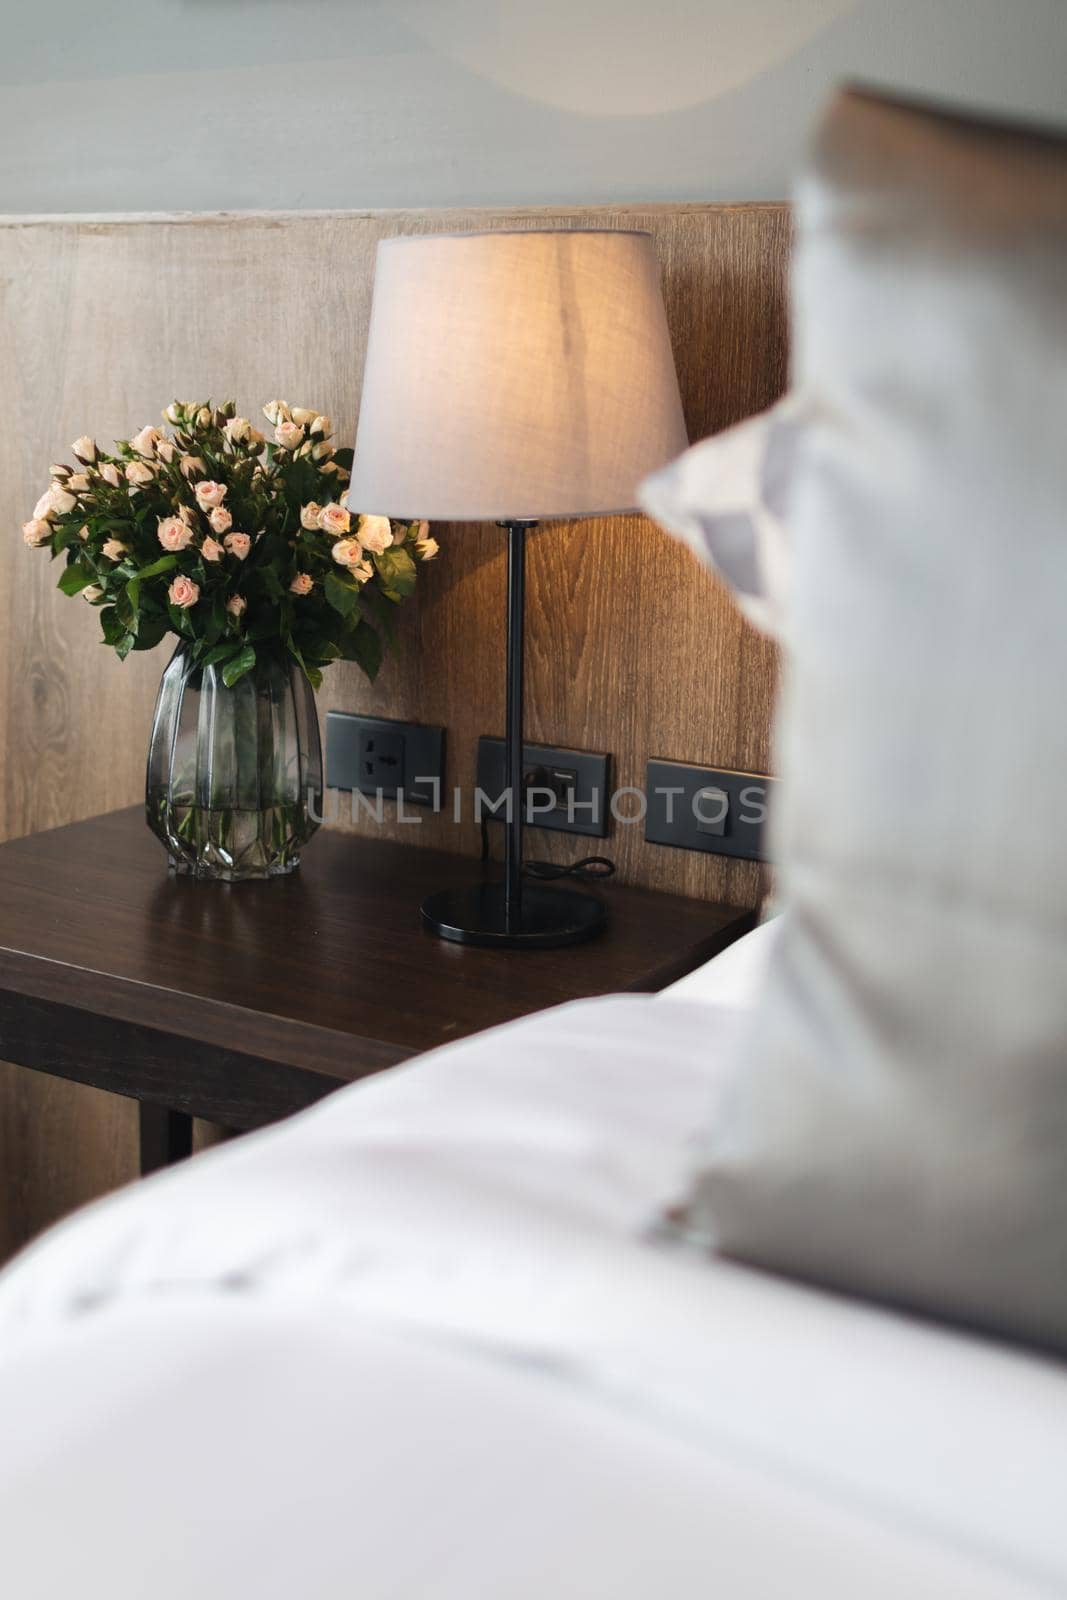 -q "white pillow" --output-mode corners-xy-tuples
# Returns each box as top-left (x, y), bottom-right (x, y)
(684, 88), (1067, 1354)
(639, 394), (804, 637)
